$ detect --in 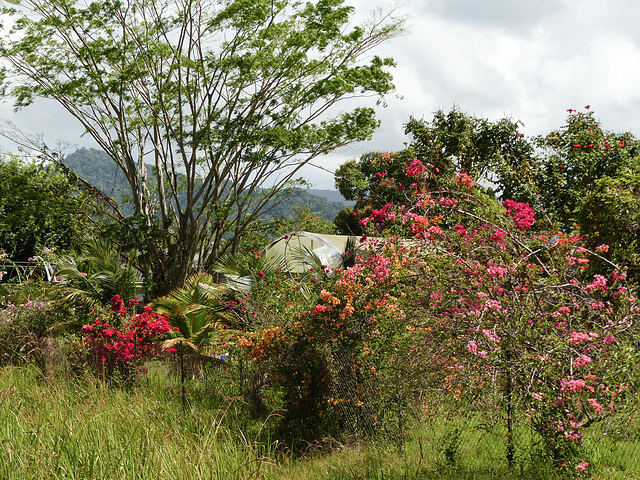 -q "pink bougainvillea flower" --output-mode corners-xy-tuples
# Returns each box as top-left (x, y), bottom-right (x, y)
(575, 461), (589, 473)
